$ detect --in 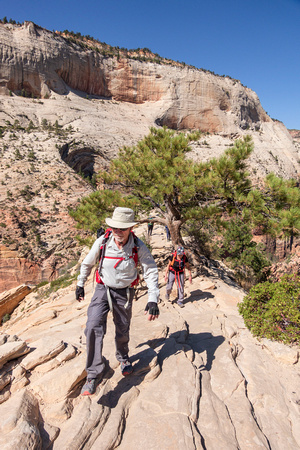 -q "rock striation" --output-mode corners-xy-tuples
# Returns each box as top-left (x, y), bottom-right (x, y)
(0, 21), (275, 133)
(0, 284), (31, 322)
(0, 225), (299, 449)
